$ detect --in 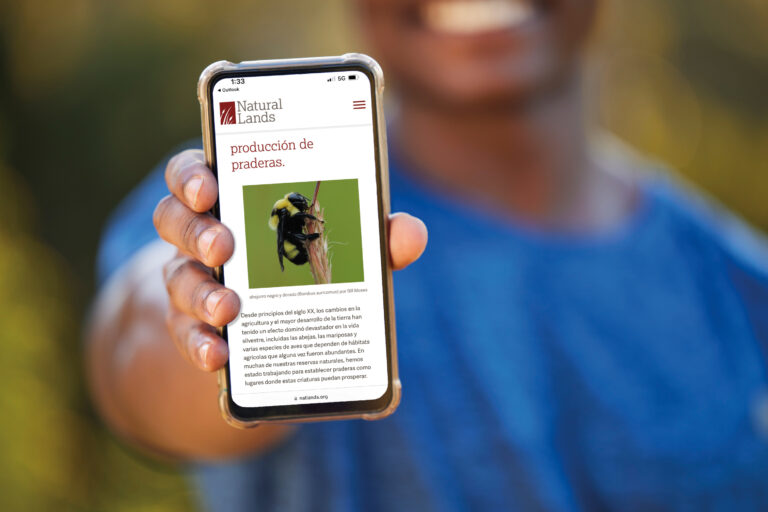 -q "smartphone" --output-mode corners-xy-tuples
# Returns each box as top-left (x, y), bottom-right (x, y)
(197, 54), (398, 427)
